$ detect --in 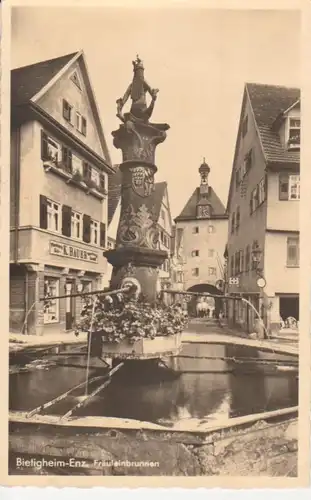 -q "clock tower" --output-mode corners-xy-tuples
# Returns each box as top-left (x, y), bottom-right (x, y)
(197, 158), (212, 218)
